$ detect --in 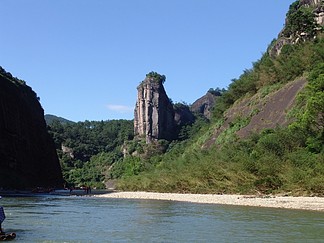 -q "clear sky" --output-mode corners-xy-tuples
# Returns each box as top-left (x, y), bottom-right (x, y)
(0, 0), (294, 122)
